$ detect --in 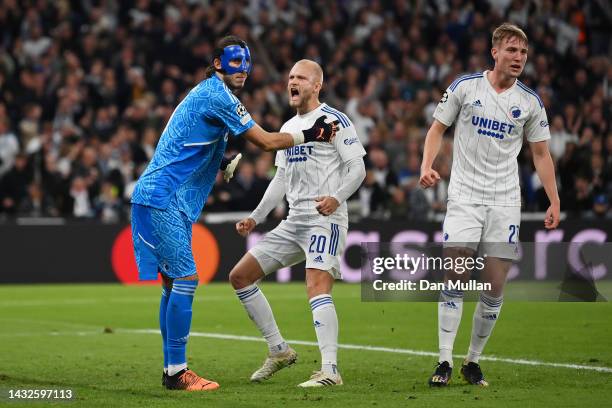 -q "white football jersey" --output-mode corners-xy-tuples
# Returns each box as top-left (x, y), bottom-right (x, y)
(434, 70), (550, 206)
(276, 103), (366, 227)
